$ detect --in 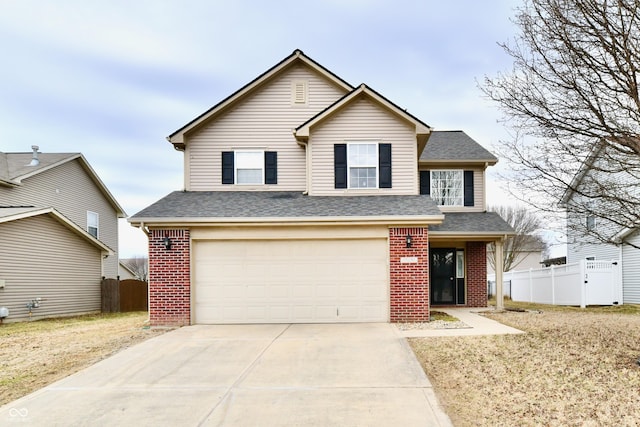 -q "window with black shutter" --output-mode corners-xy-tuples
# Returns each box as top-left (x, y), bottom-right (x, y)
(334, 144), (347, 189)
